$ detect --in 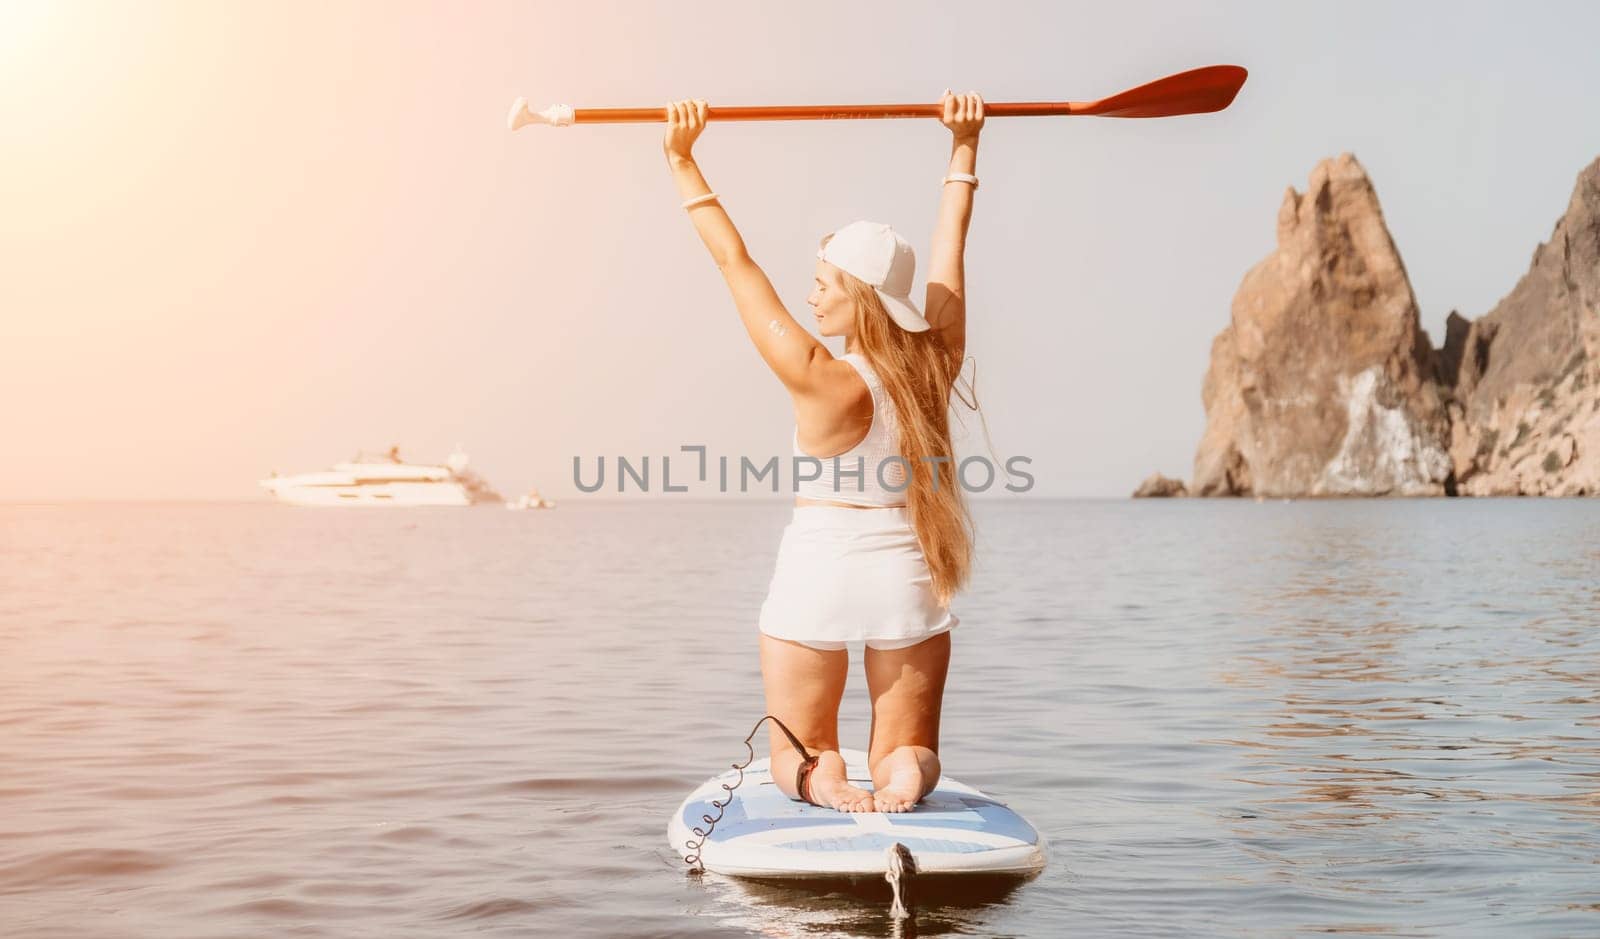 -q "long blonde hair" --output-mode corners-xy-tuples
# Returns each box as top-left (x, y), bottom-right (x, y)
(826, 252), (982, 606)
